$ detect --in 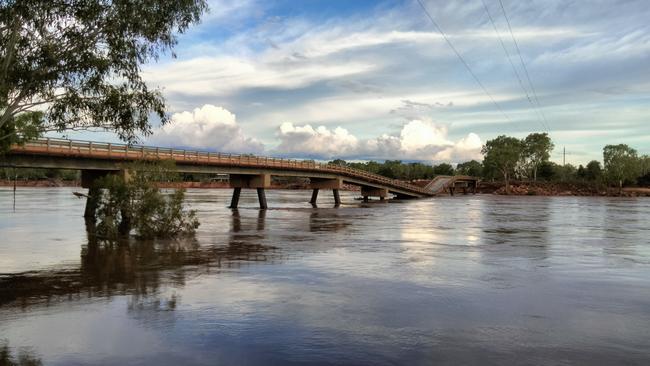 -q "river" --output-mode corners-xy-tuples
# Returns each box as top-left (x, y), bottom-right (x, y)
(1, 188), (649, 365)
